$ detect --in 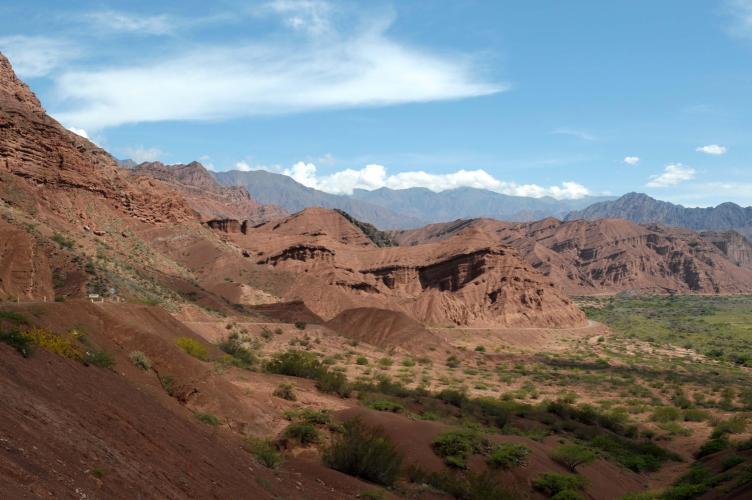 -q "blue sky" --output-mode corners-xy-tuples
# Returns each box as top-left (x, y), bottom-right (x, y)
(2, 1), (751, 206)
